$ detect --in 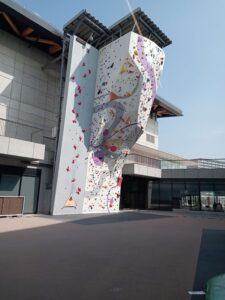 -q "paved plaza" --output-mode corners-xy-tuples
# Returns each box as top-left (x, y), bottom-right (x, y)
(0, 211), (225, 300)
